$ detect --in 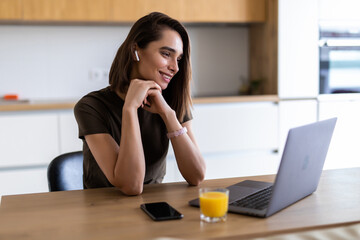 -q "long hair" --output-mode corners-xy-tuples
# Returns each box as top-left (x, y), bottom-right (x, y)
(109, 12), (192, 122)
